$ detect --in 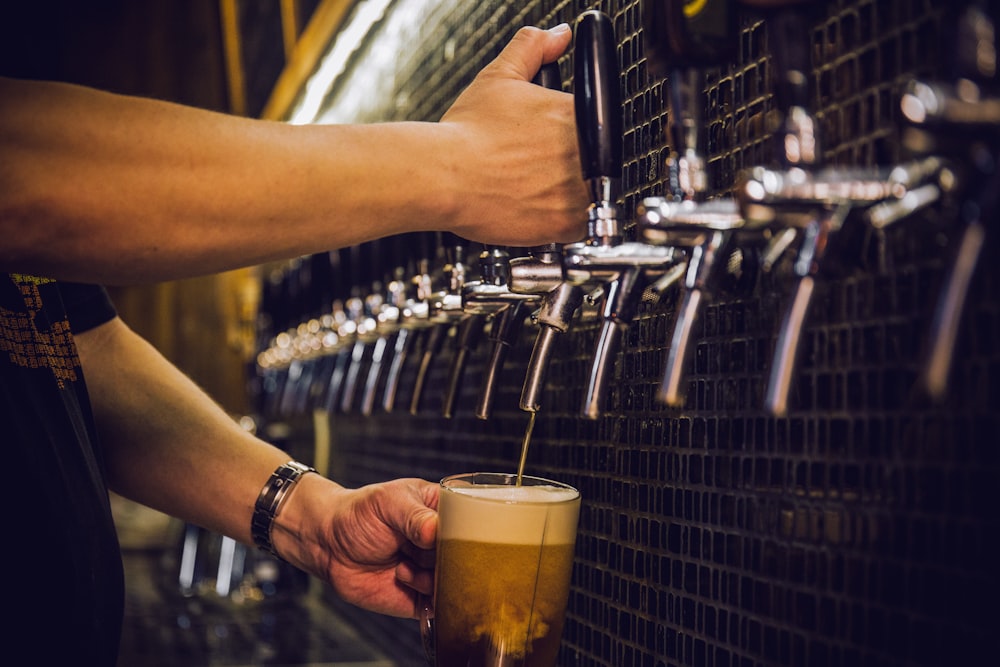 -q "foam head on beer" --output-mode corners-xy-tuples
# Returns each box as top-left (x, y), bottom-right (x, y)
(434, 481), (580, 665)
